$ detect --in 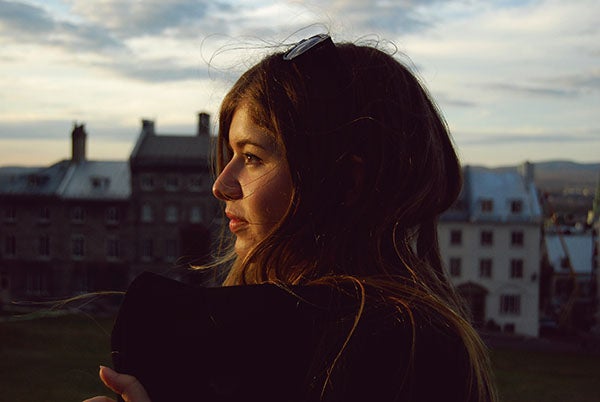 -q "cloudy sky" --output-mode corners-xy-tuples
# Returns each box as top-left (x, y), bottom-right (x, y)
(0, 0), (598, 167)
